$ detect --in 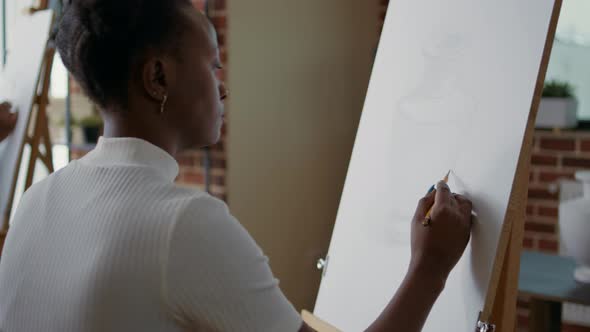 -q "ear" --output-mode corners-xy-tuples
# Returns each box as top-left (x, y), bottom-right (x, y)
(142, 57), (171, 101)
